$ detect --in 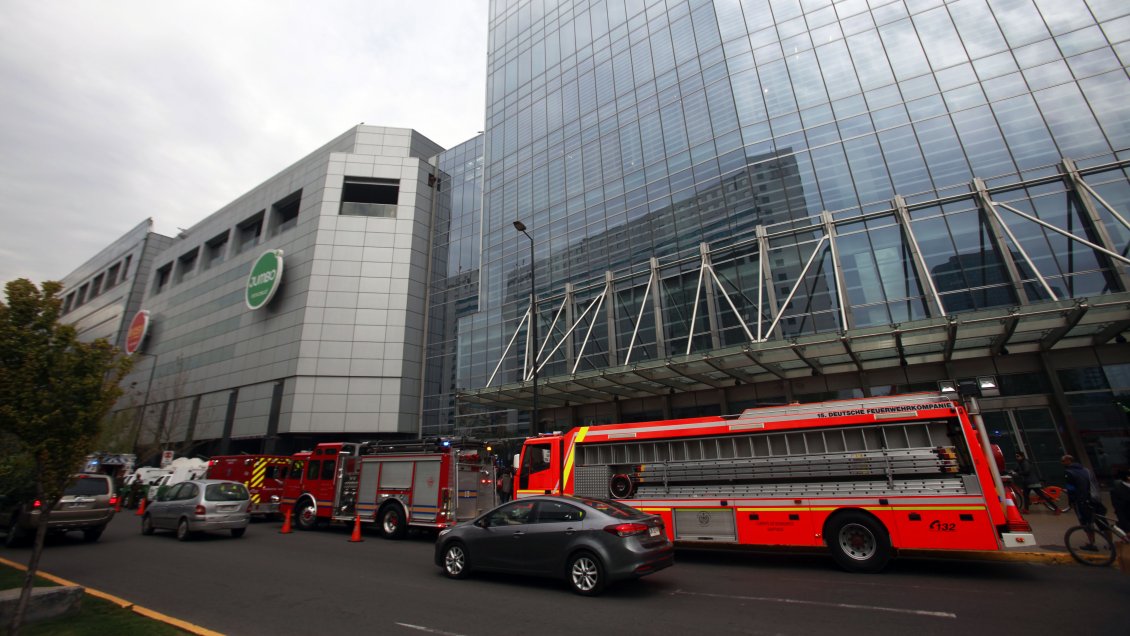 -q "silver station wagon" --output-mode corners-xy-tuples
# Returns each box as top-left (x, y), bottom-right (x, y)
(141, 479), (250, 540)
